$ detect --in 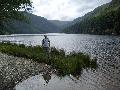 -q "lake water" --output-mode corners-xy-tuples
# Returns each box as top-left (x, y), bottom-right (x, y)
(0, 33), (120, 90)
